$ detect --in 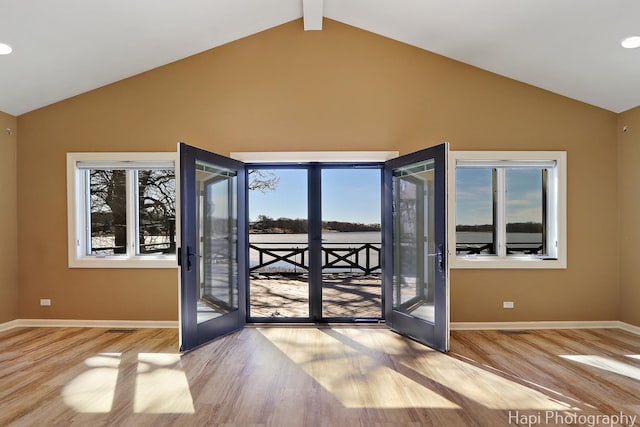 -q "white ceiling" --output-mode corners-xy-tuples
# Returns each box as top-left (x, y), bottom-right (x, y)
(1, 0), (639, 116)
